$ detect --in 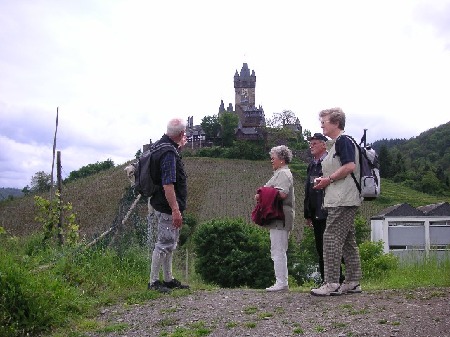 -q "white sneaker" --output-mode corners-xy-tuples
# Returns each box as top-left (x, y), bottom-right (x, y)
(334, 281), (362, 295)
(266, 284), (289, 292)
(310, 282), (340, 296)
